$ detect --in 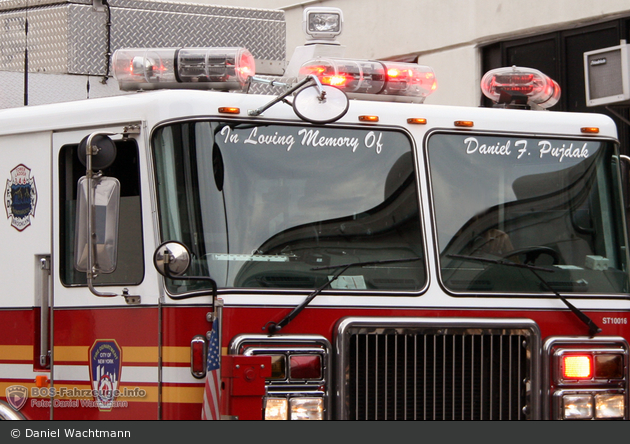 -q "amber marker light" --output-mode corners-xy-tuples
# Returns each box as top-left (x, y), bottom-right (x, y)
(562, 355), (593, 380)
(407, 118), (427, 125)
(454, 120), (474, 128)
(359, 115), (379, 122)
(35, 375), (49, 388)
(218, 107), (241, 114)
(594, 354), (624, 379)
(581, 127), (600, 134)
